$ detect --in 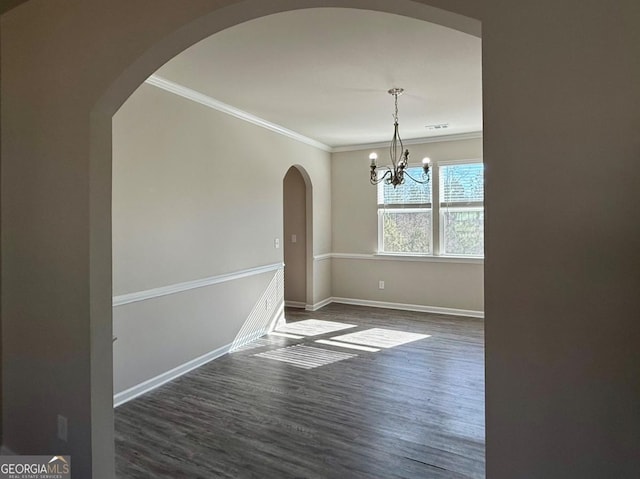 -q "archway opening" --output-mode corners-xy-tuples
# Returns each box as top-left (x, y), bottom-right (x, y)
(283, 165), (313, 309)
(92, 3), (481, 476)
